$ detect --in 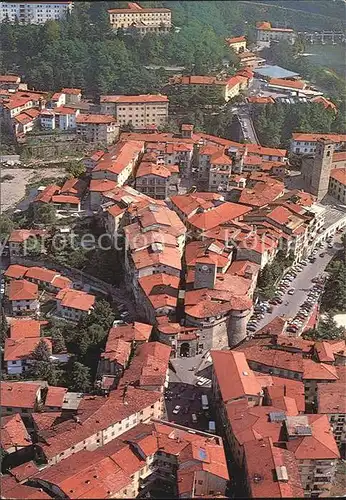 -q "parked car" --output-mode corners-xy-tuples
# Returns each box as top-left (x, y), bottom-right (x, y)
(172, 405), (181, 414)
